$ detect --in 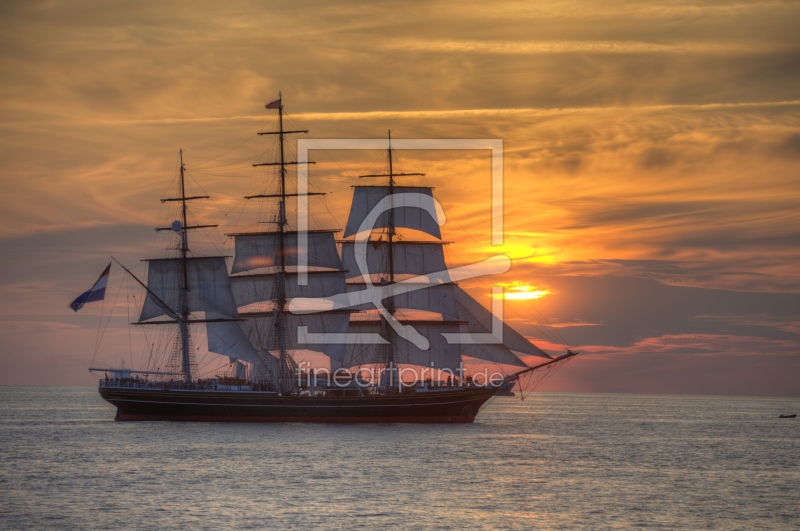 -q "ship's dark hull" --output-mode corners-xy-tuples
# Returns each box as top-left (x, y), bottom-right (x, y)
(99, 386), (498, 423)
